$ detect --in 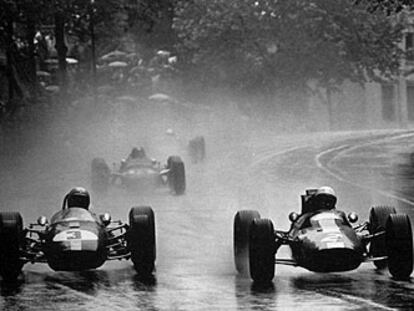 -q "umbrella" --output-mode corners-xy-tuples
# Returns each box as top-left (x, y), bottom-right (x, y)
(126, 52), (138, 59)
(66, 57), (78, 64)
(101, 50), (127, 61)
(148, 93), (176, 103)
(156, 50), (170, 57)
(44, 58), (58, 64)
(36, 71), (51, 77)
(117, 95), (136, 103)
(45, 85), (60, 93)
(108, 61), (128, 68)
